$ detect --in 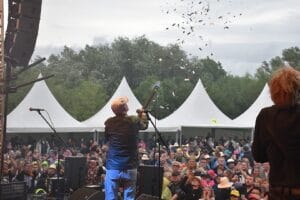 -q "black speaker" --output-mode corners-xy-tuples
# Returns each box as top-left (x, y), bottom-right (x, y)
(137, 165), (163, 198)
(69, 188), (104, 200)
(5, 0), (42, 67)
(136, 194), (160, 200)
(17, 0), (42, 18)
(0, 181), (27, 200)
(48, 177), (65, 198)
(64, 156), (87, 191)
